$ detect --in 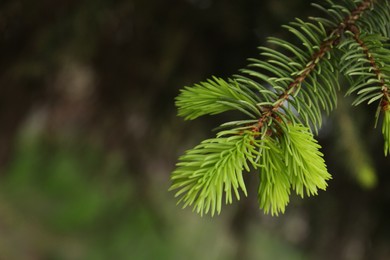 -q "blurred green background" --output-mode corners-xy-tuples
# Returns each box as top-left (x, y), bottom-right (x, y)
(0, 0), (390, 259)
